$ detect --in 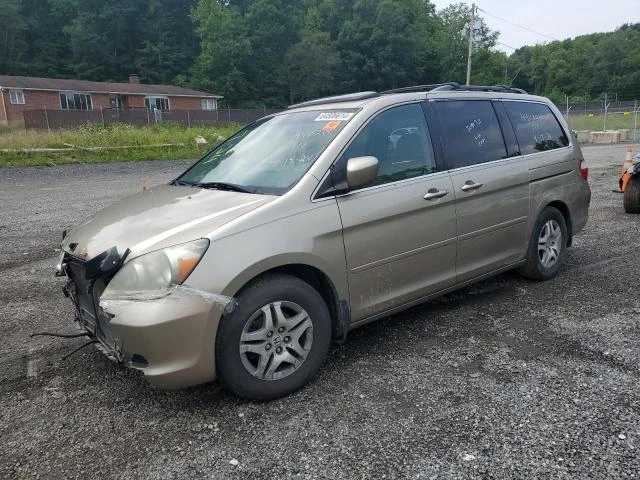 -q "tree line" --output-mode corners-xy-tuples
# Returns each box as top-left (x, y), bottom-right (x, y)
(1, 0), (638, 108)
(514, 23), (640, 105)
